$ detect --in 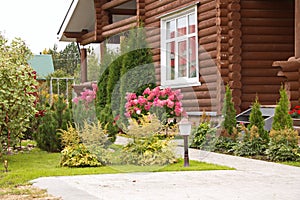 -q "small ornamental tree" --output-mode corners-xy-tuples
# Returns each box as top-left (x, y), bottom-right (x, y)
(248, 96), (268, 141)
(272, 86), (293, 131)
(0, 34), (38, 153)
(221, 85), (237, 135)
